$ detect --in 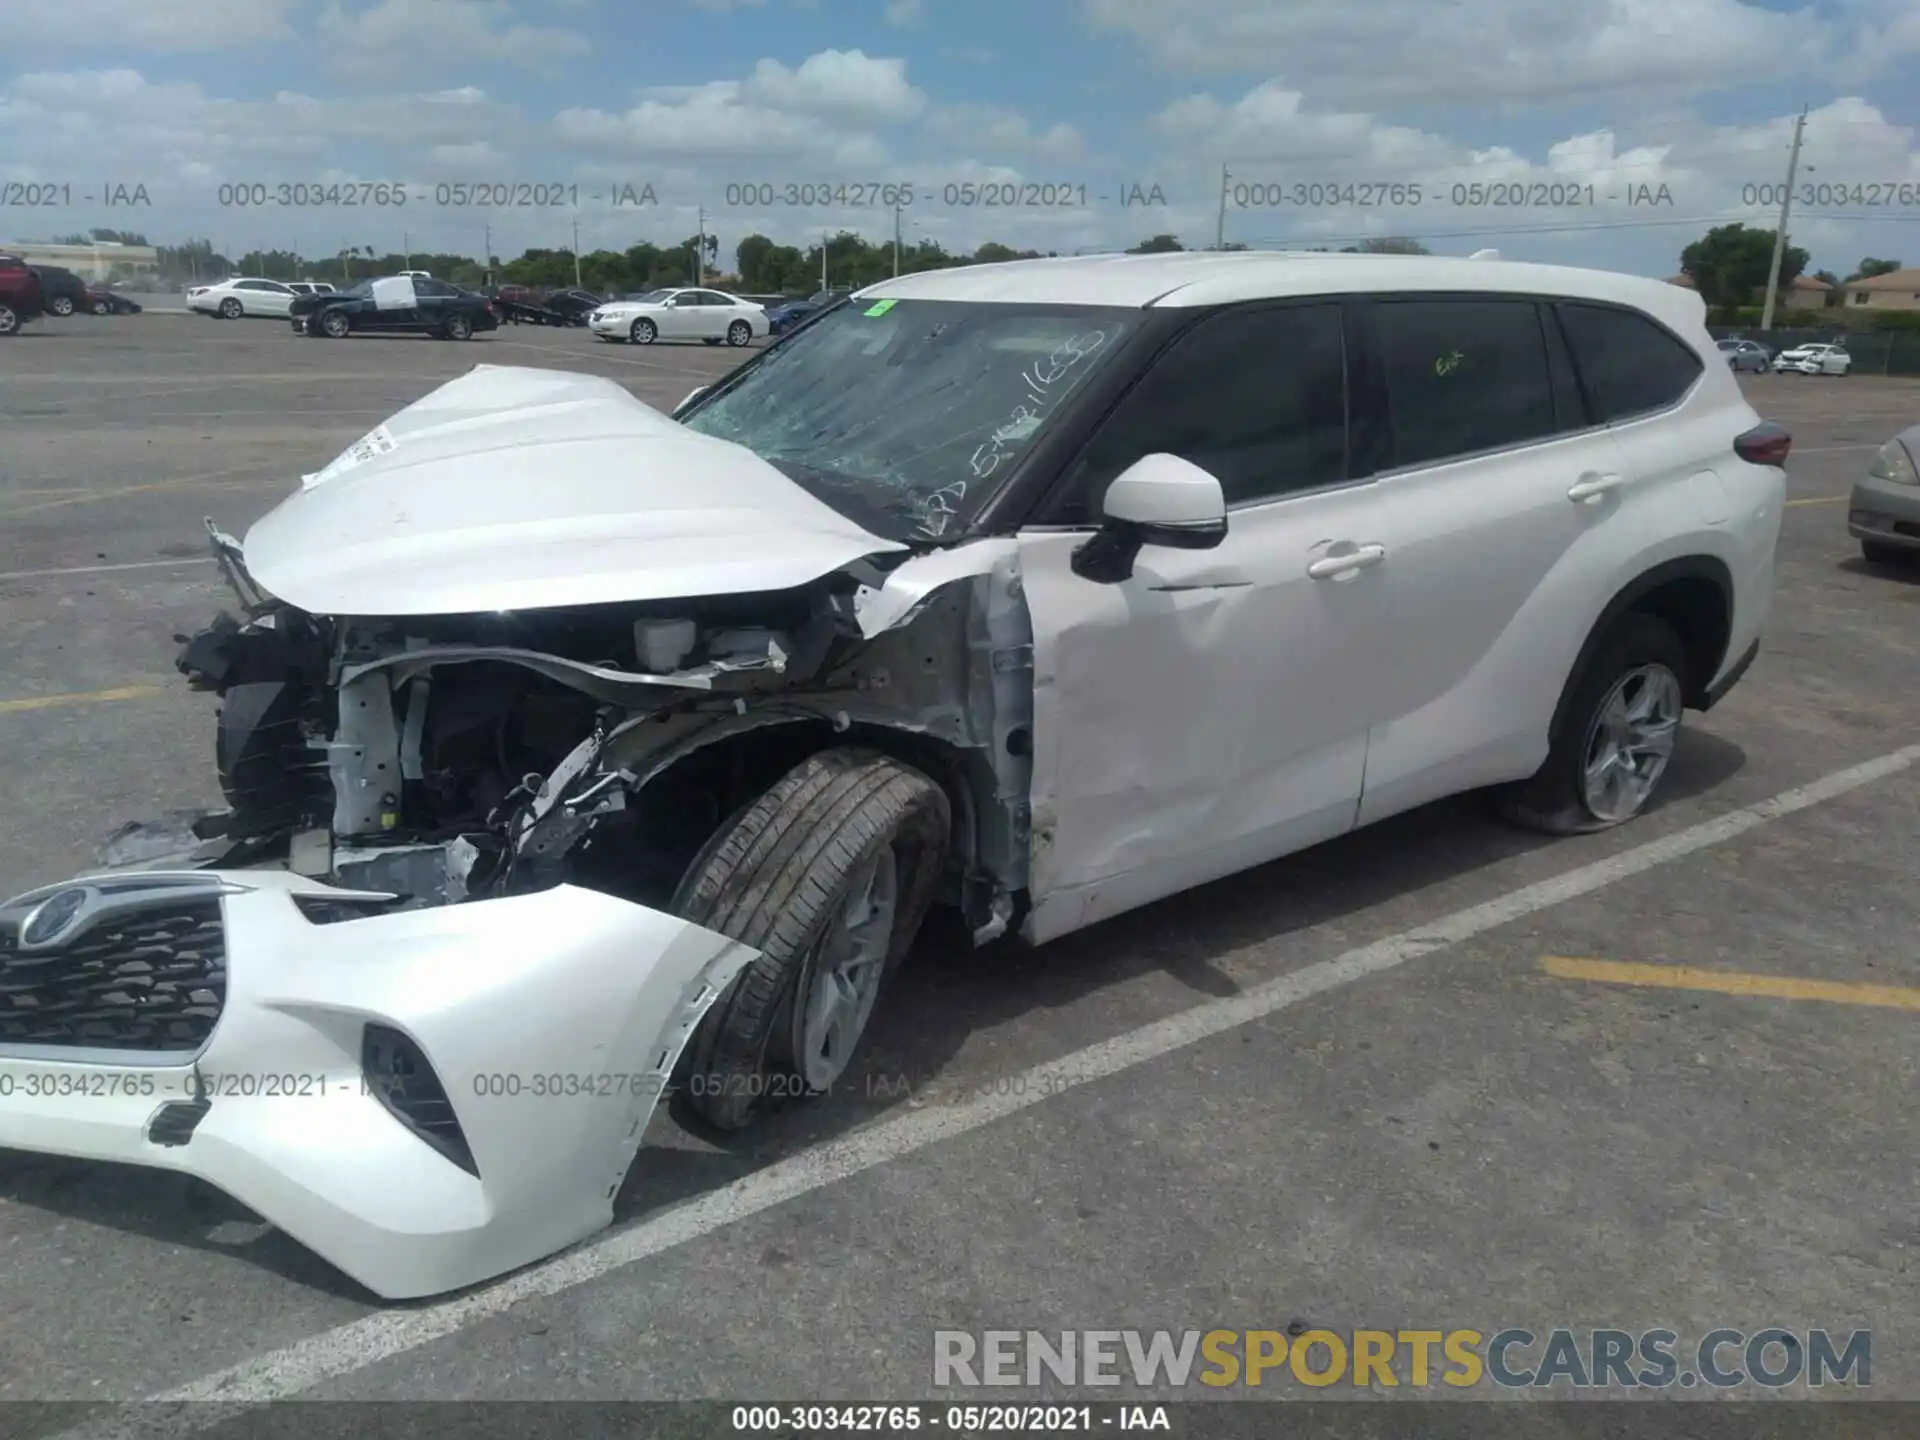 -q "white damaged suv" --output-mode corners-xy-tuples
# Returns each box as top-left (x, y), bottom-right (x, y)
(0, 252), (1787, 1299)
